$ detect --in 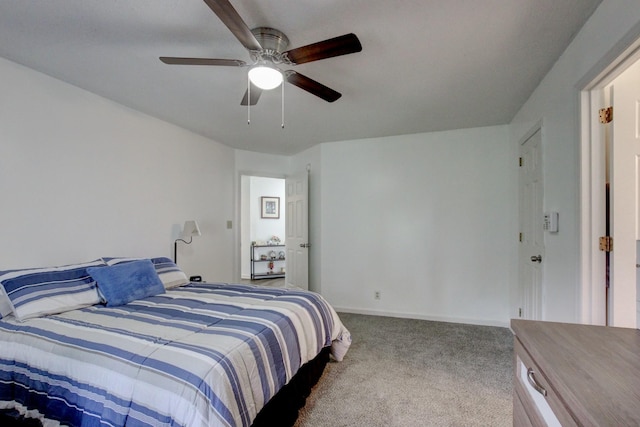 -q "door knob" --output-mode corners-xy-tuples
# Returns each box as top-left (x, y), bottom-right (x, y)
(299, 243), (311, 248)
(530, 255), (542, 263)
